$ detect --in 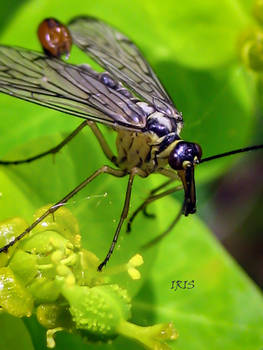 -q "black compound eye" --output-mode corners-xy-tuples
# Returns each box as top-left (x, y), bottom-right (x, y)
(187, 148), (193, 156)
(168, 149), (182, 170)
(168, 141), (202, 170)
(194, 143), (202, 159)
